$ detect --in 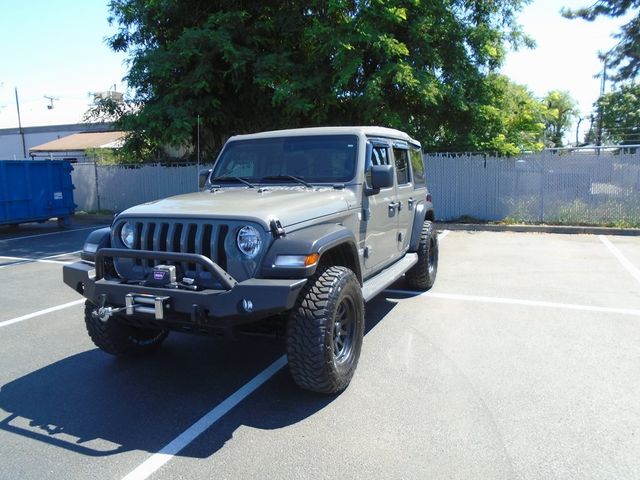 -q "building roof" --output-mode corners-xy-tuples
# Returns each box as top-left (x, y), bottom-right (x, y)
(29, 131), (127, 152)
